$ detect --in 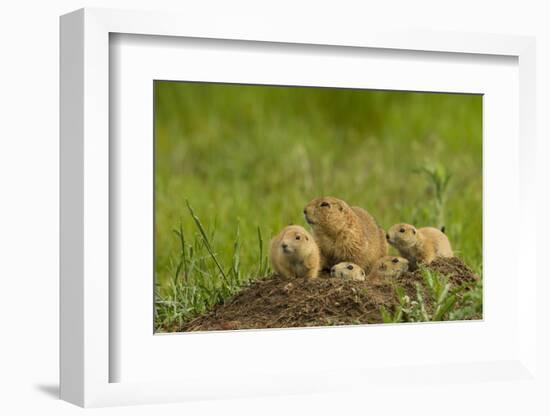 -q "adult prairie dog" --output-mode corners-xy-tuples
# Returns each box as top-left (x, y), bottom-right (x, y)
(269, 225), (320, 279)
(330, 262), (366, 281)
(367, 256), (409, 281)
(303, 196), (388, 274)
(386, 223), (453, 268)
